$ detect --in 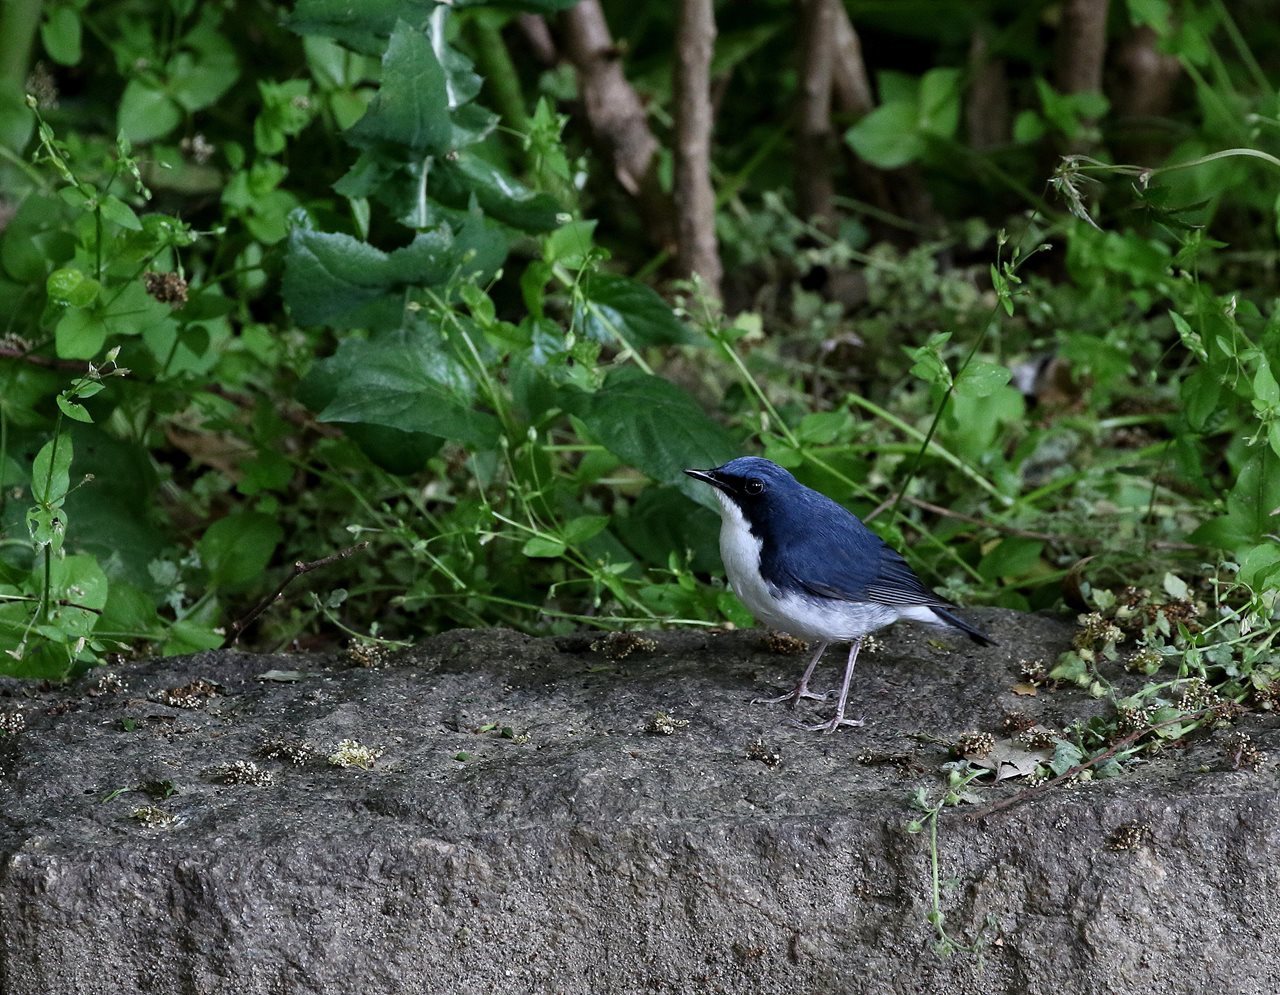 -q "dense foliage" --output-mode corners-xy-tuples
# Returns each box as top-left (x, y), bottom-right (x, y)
(0, 0), (1278, 714)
